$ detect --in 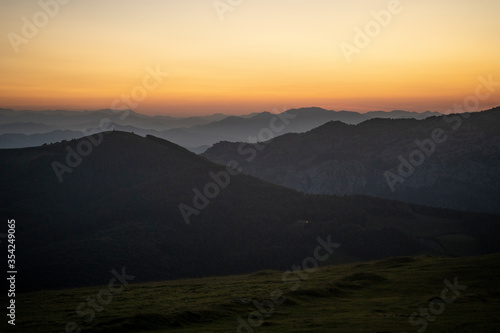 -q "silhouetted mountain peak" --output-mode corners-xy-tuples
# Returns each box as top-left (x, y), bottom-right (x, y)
(250, 111), (274, 119)
(314, 120), (351, 129)
(86, 130), (197, 158)
(287, 107), (331, 115)
(3, 119), (500, 292)
(203, 107), (500, 214)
